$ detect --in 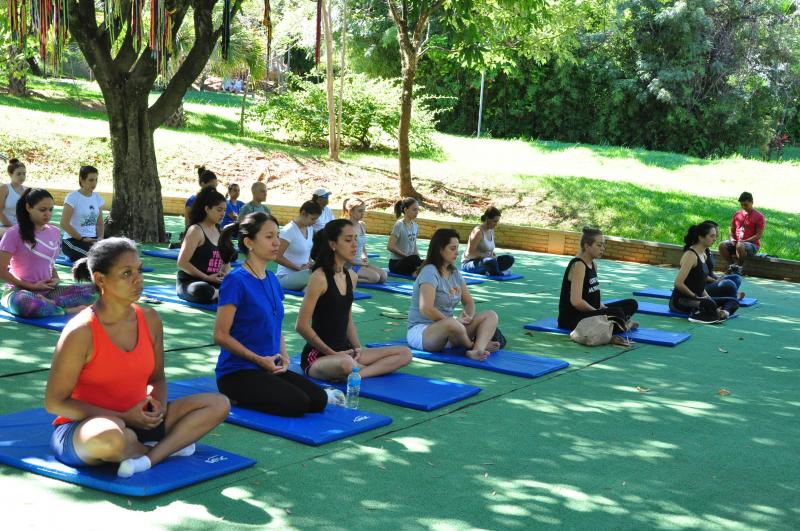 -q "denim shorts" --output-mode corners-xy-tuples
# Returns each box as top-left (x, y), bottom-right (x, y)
(51, 422), (87, 467)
